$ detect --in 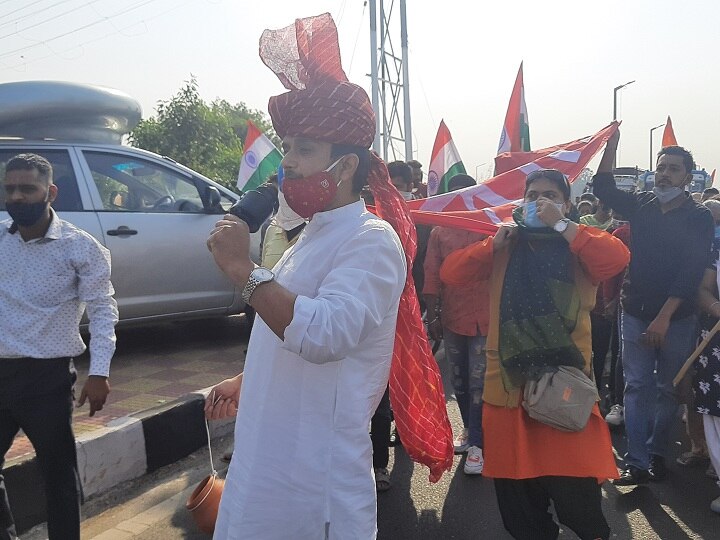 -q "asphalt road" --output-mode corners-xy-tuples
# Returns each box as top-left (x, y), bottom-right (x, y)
(22, 318), (720, 539)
